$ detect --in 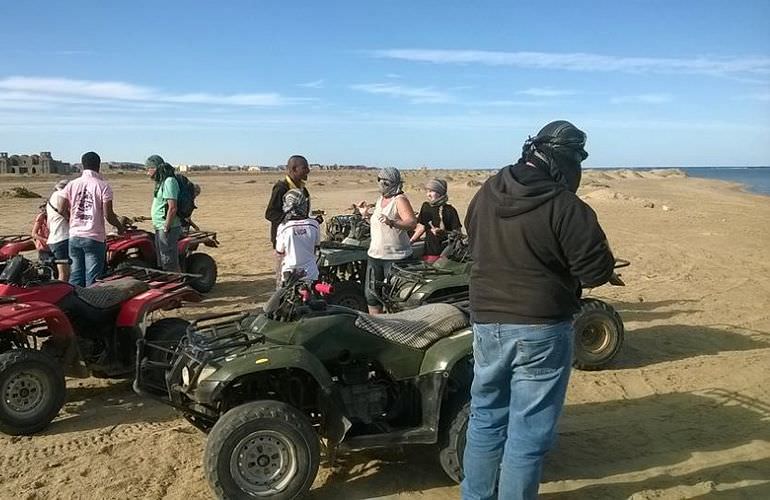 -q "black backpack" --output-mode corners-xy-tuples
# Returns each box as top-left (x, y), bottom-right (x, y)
(174, 174), (197, 219)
